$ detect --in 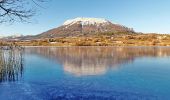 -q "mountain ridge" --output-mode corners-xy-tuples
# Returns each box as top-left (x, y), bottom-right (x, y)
(0, 17), (135, 41)
(36, 17), (134, 39)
